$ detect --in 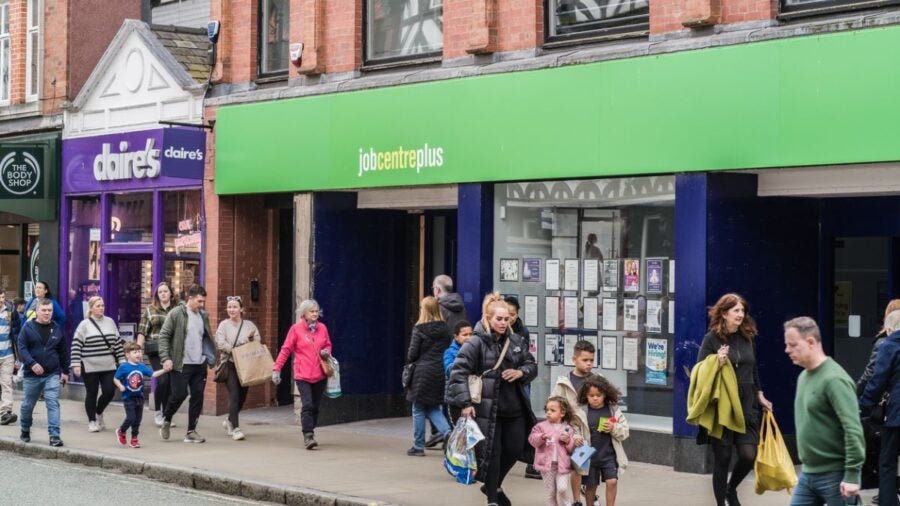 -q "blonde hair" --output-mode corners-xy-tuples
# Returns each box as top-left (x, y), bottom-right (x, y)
(481, 291), (509, 332)
(879, 299), (900, 336)
(87, 296), (104, 312)
(416, 296), (443, 324)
